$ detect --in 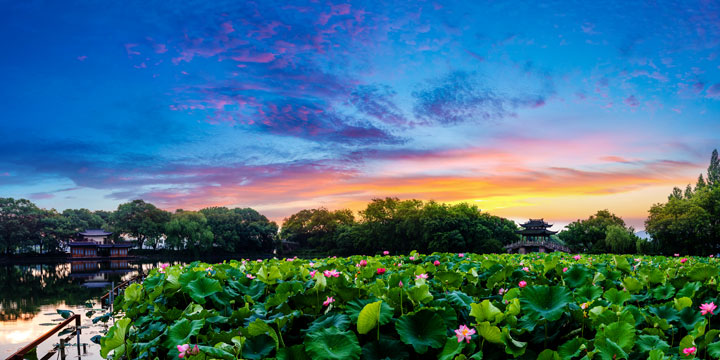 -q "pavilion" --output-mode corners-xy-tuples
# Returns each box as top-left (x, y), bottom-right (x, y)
(68, 229), (134, 258)
(504, 219), (570, 254)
